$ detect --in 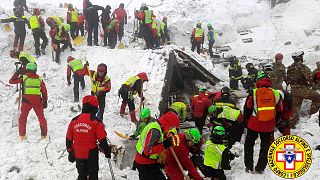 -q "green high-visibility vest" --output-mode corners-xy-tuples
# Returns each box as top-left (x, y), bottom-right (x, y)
(54, 26), (63, 41)
(144, 10), (152, 24)
(91, 72), (110, 93)
(68, 59), (83, 72)
(19, 51), (36, 63)
(52, 16), (62, 28)
(29, 16), (40, 30)
(136, 122), (163, 159)
(217, 106), (241, 122)
(160, 21), (165, 32)
(23, 75), (42, 95)
(70, 11), (78, 23)
(195, 28), (204, 38)
(107, 19), (118, 30)
(123, 75), (140, 87)
(204, 140), (226, 169)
